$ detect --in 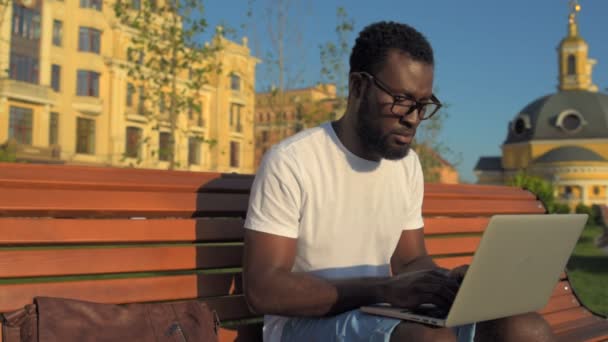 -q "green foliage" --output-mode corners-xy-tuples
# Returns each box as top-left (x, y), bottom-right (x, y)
(508, 172), (556, 212)
(590, 205), (606, 226)
(567, 224), (608, 316)
(319, 7), (353, 101)
(573, 202), (603, 227)
(0, 145), (16, 163)
(553, 203), (571, 214)
(411, 104), (461, 183)
(576, 203), (593, 215)
(113, 0), (221, 169)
